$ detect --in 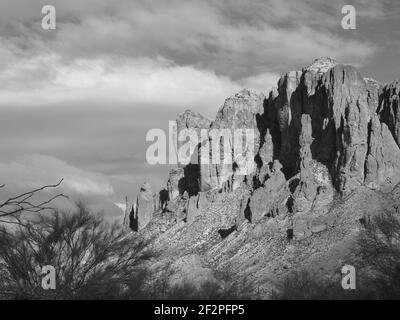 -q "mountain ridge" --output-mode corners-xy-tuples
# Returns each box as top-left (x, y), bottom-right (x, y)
(124, 58), (400, 297)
